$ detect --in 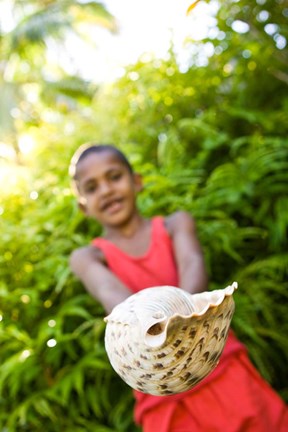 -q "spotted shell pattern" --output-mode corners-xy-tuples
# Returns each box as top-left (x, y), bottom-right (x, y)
(104, 282), (237, 396)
